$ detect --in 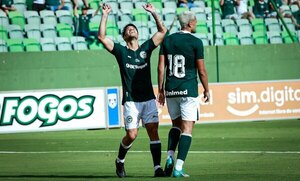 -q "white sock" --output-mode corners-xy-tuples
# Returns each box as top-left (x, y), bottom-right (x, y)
(154, 165), (161, 171)
(117, 157), (125, 163)
(121, 141), (132, 149)
(175, 159), (184, 171)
